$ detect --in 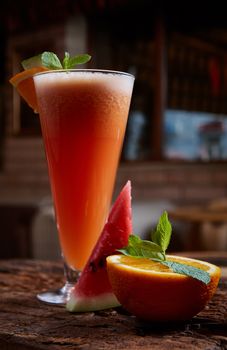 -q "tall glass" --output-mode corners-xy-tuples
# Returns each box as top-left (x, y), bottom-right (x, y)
(34, 69), (134, 304)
